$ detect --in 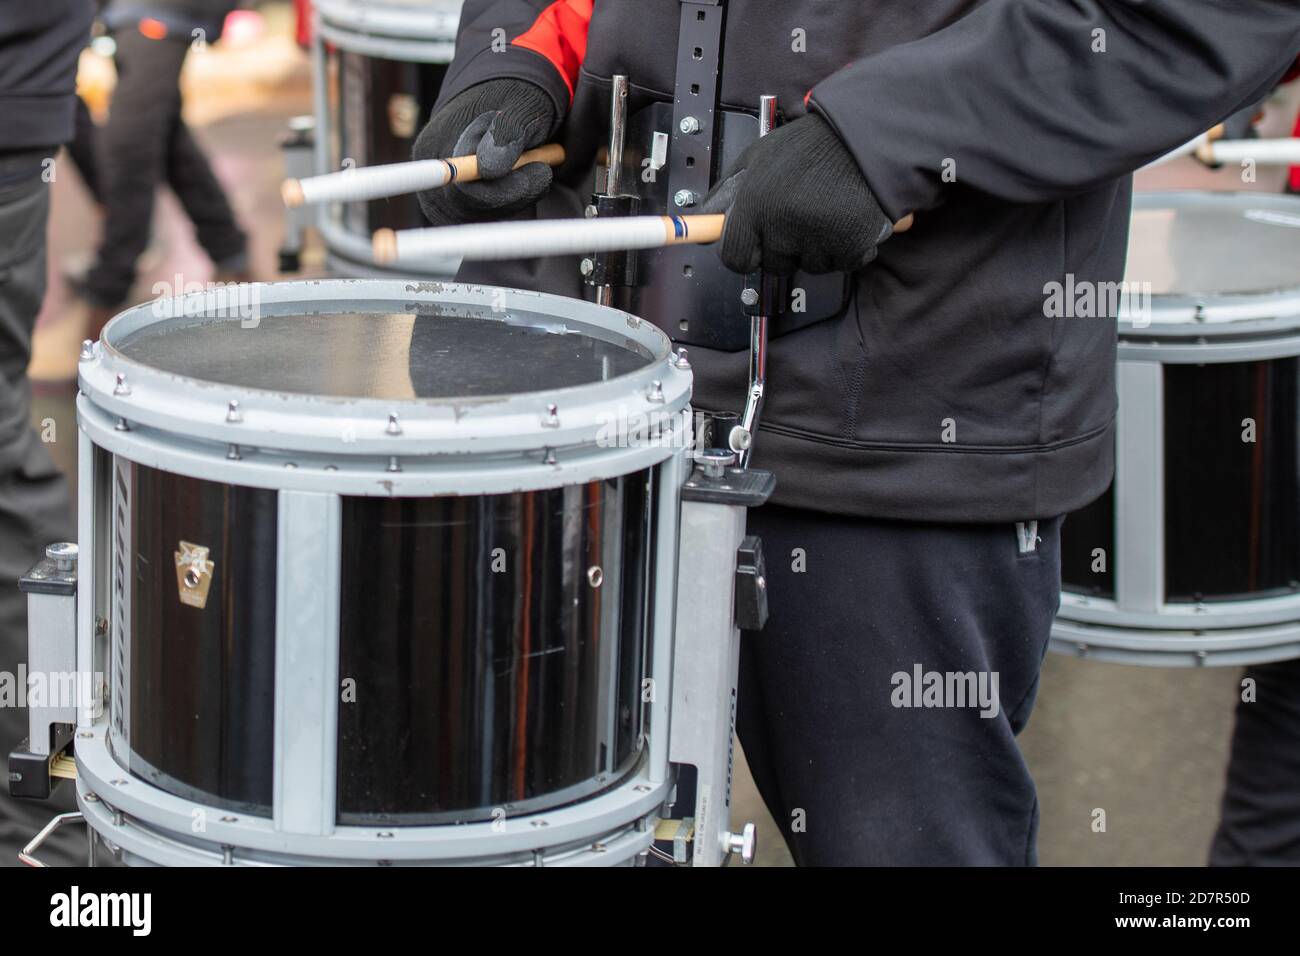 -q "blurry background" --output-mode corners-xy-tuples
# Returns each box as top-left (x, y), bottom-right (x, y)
(23, 3), (1300, 867)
